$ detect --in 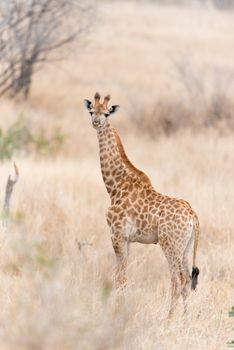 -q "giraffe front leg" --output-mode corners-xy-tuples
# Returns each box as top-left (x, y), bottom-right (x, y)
(111, 232), (128, 289)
